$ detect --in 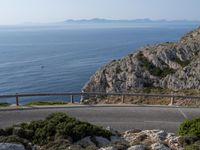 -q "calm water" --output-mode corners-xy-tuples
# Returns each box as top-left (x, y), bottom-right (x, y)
(0, 25), (198, 103)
